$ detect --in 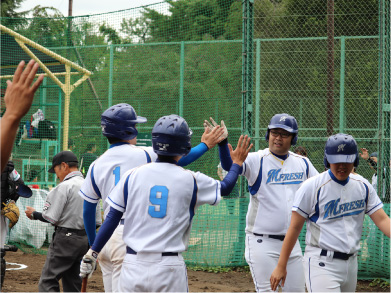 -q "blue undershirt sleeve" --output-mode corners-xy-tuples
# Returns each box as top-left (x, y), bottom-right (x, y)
(220, 164), (241, 196)
(178, 142), (209, 166)
(83, 200), (98, 246)
(91, 207), (123, 252)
